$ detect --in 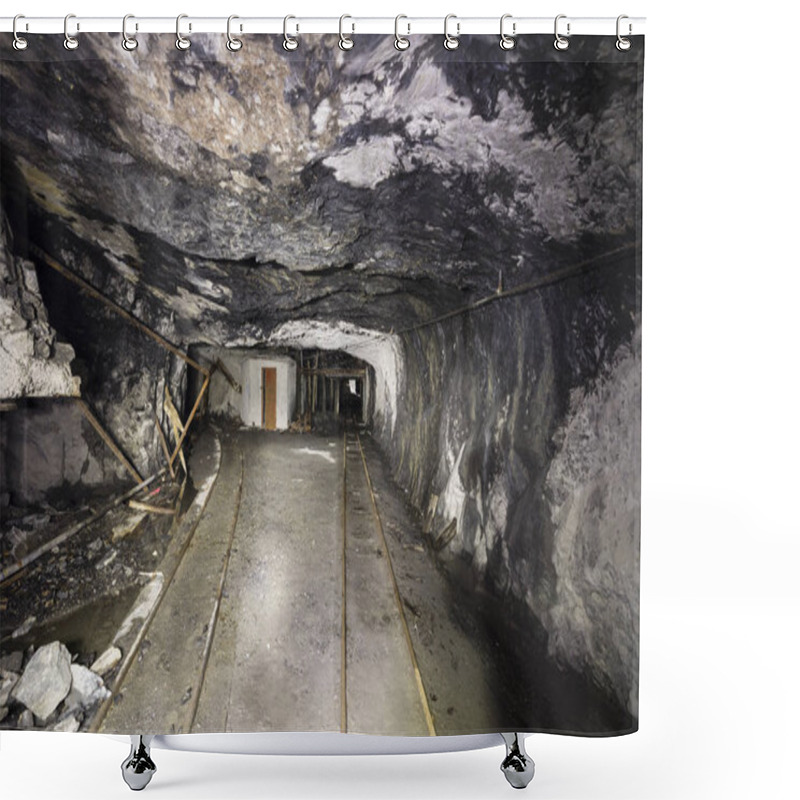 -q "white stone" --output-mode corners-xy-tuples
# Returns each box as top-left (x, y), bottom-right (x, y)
(90, 646), (122, 676)
(53, 714), (81, 733)
(10, 642), (72, 721)
(64, 664), (110, 711)
(0, 674), (19, 707)
(11, 616), (36, 639)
